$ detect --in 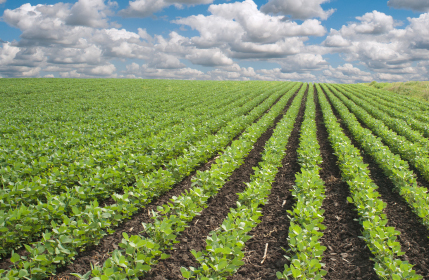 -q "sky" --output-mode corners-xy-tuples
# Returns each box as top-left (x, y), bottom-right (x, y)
(0, 0), (428, 83)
